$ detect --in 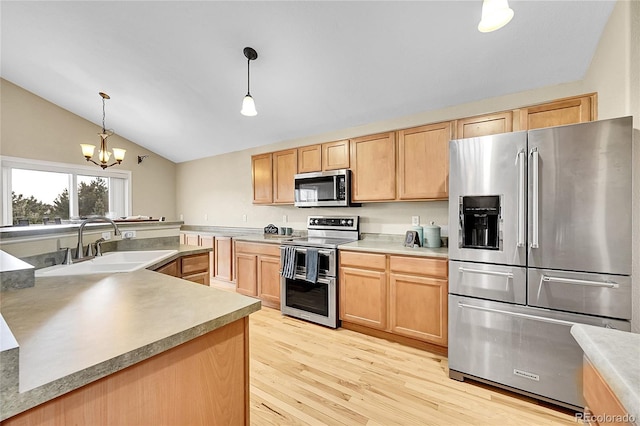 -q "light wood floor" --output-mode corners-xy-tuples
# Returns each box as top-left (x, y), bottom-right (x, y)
(248, 307), (578, 426)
